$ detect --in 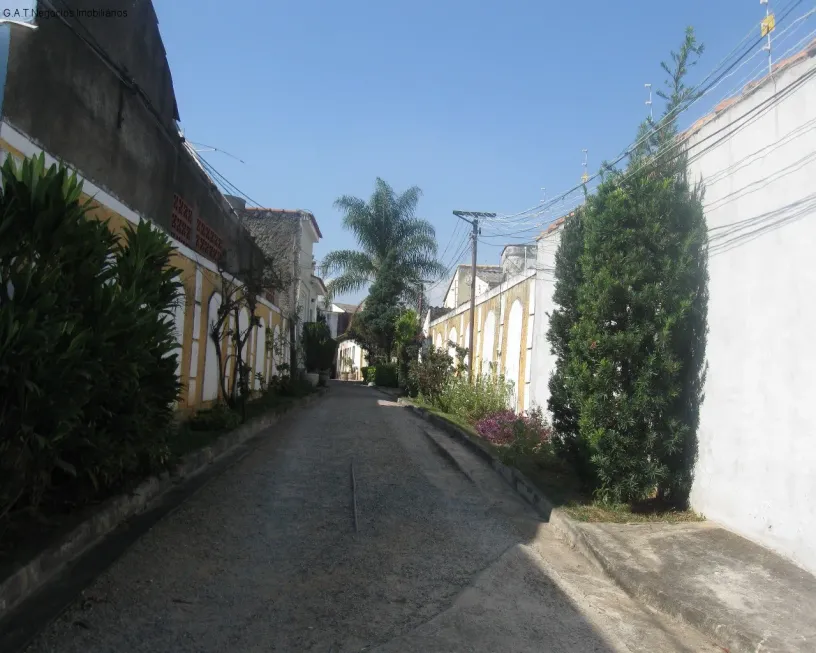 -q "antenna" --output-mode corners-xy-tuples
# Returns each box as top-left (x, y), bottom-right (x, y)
(189, 142), (246, 164)
(644, 83), (653, 120)
(581, 149), (589, 184)
(760, 0), (775, 75)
